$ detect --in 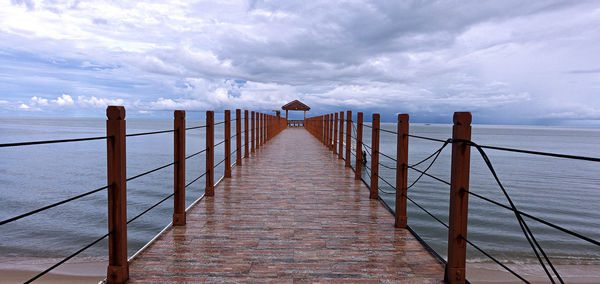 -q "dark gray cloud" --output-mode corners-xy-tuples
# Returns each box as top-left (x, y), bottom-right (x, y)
(0, 0), (599, 124)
